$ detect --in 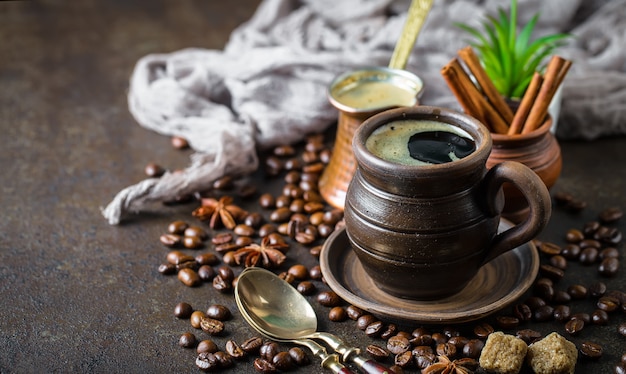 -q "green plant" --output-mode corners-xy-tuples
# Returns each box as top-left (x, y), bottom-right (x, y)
(456, 0), (570, 98)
